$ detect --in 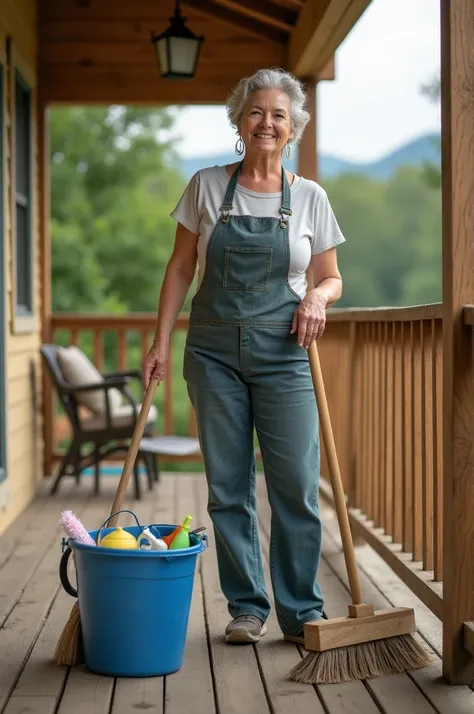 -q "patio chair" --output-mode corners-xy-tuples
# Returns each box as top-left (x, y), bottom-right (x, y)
(41, 343), (158, 498)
